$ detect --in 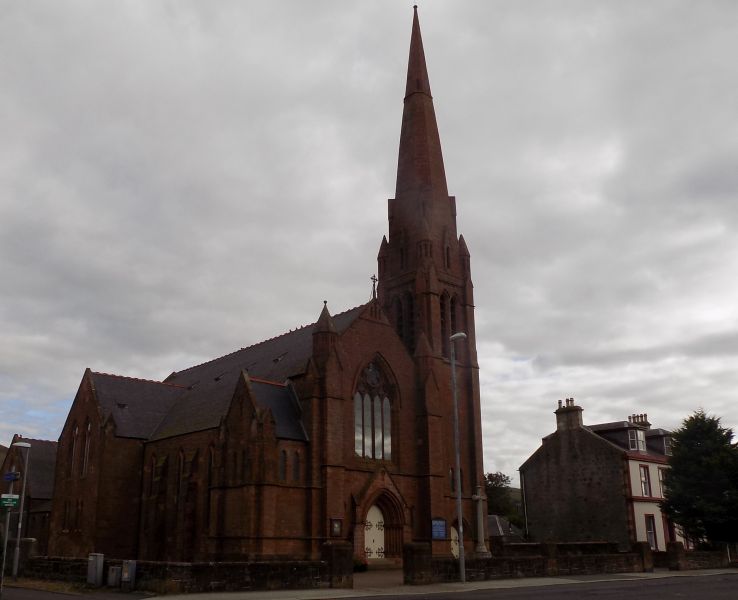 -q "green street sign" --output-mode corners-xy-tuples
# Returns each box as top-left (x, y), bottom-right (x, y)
(1, 494), (19, 508)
